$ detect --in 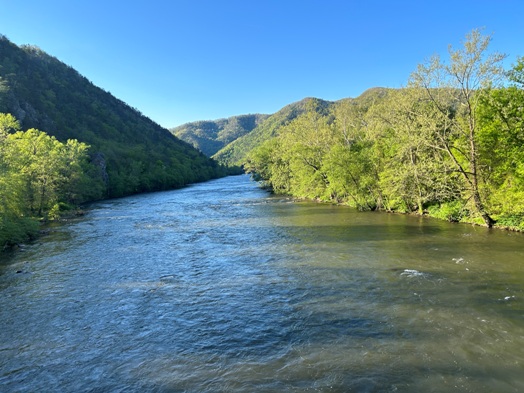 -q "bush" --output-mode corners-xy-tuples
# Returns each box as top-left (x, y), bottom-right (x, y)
(495, 214), (524, 231)
(0, 214), (40, 250)
(427, 201), (466, 222)
(48, 202), (73, 221)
